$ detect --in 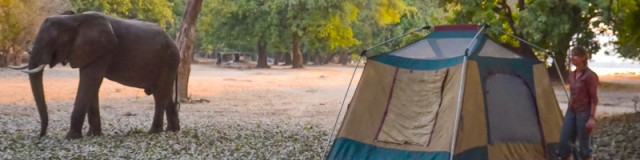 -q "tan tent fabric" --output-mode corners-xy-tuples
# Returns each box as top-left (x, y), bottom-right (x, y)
(488, 143), (546, 159)
(532, 64), (563, 143)
(423, 64), (461, 152)
(454, 60), (489, 154)
(477, 40), (522, 59)
(338, 61), (462, 152)
(338, 61), (396, 143)
(376, 68), (448, 146)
